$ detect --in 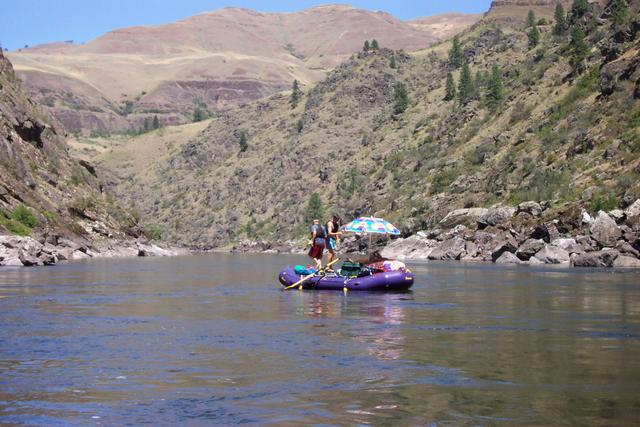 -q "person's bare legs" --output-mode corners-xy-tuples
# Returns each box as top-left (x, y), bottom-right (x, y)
(327, 249), (335, 267)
